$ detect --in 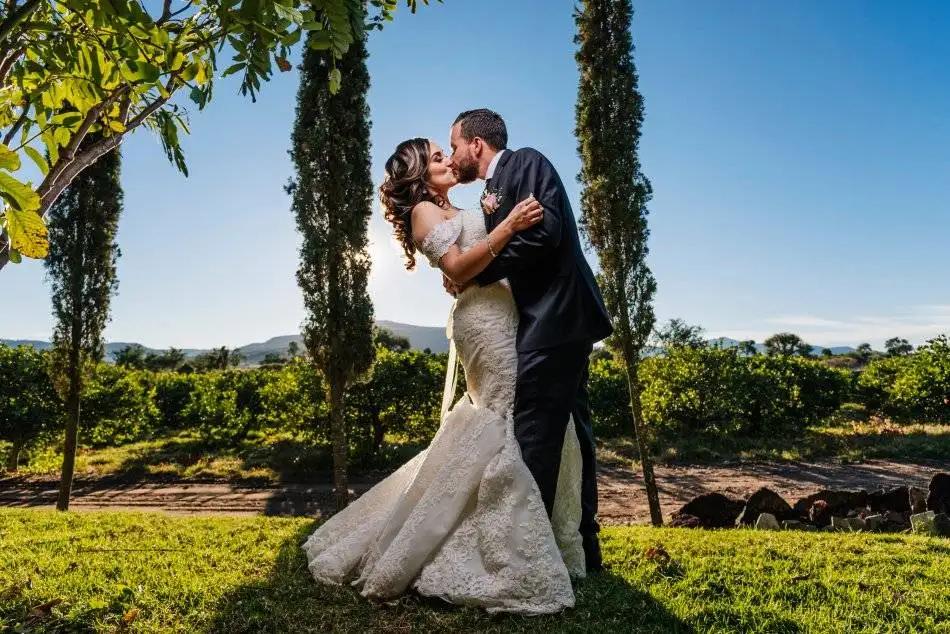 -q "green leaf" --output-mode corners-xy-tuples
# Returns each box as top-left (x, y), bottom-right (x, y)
(308, 31), (331, 50)
(274, 4), (303, 23)
(8, 248), (21, 264)
(222, 62), (245, 77)
(0, 146), (20, 171)
(120, 60), (161, 83)
(181, 62), (200, 82)
(3, 207), (47, 259)
(0, 171), (40, 212)
(282, 28), (302, 47)
(23, 146), (49, 176)
(329, 68), (341, 93)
